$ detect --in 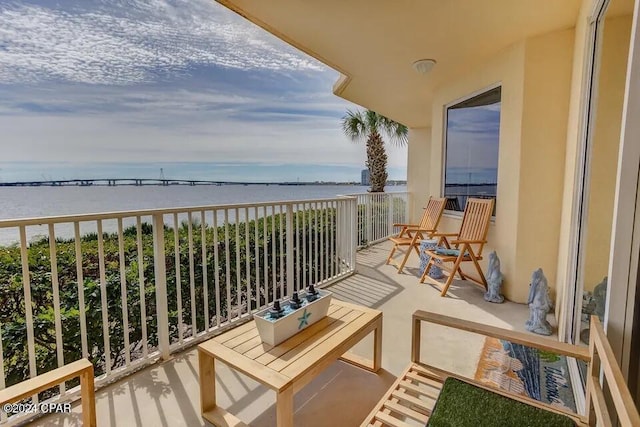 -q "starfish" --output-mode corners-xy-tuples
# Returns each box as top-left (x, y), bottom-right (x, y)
(297, 308), (311, 329)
